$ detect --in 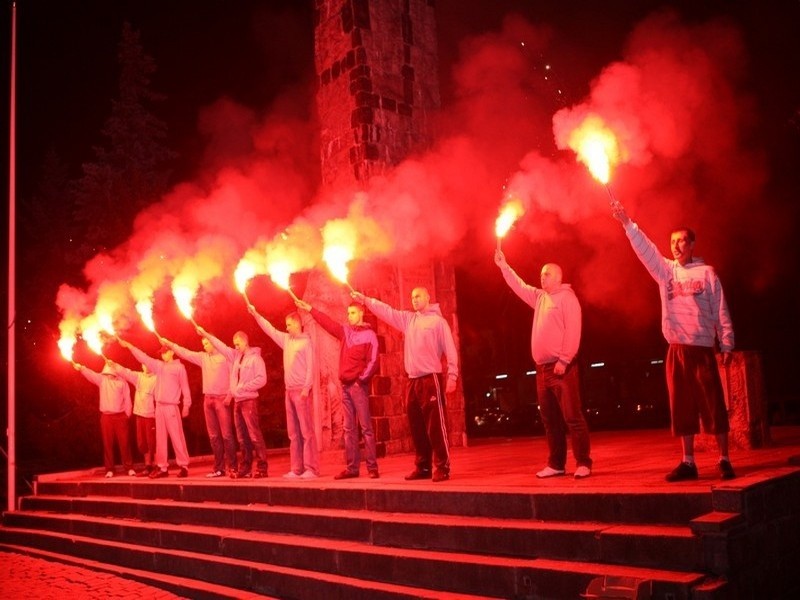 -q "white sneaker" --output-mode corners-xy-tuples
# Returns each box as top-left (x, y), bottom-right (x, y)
(283, 471), (300, 479)
(299, 470), (319, 479)
(536, 466), (565, 478)
(104, 471), (114, 478)
(127, 469), (137, 476)
(574, 466), (591, 479)
(206, 470), (225, 478)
